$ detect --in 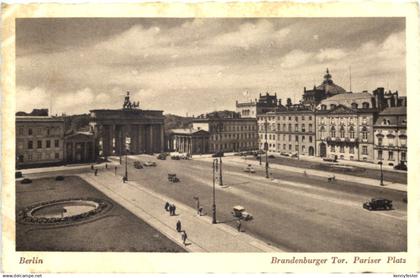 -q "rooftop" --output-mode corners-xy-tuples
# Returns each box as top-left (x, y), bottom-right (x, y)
(16, 116), (64, 122)
(379, 106), (407, 116)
